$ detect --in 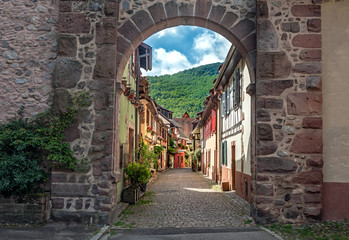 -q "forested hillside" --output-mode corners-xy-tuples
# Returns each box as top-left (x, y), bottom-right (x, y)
(147, 62), (221, 118)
